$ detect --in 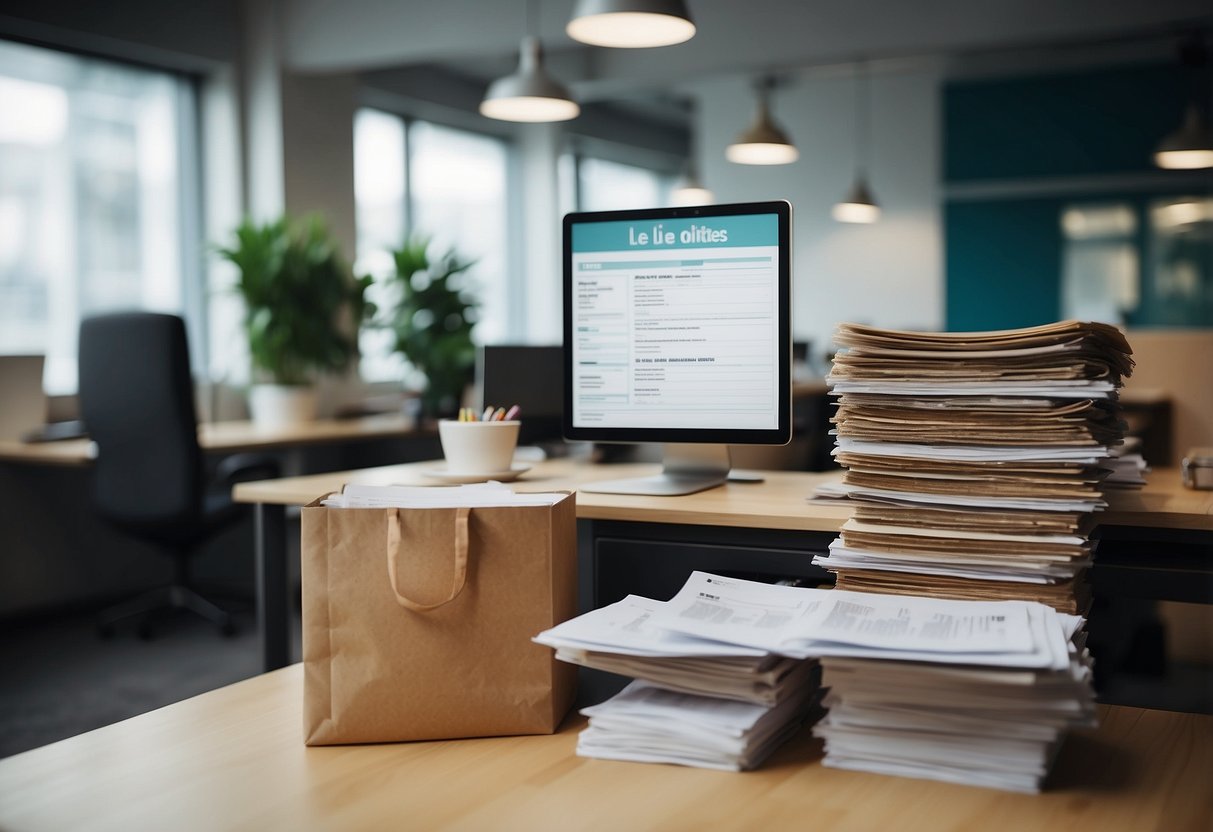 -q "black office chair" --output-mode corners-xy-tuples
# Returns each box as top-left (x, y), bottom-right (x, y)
(78, 312), (277, 638)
